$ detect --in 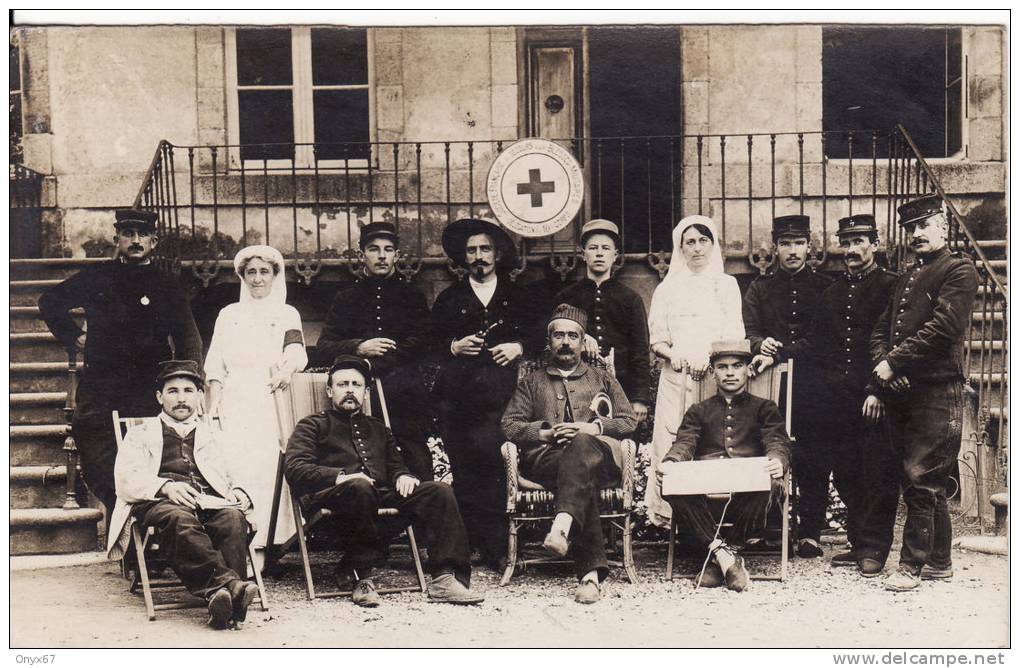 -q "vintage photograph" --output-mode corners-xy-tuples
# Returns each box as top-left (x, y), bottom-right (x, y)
(8, 10), (1009, 652)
